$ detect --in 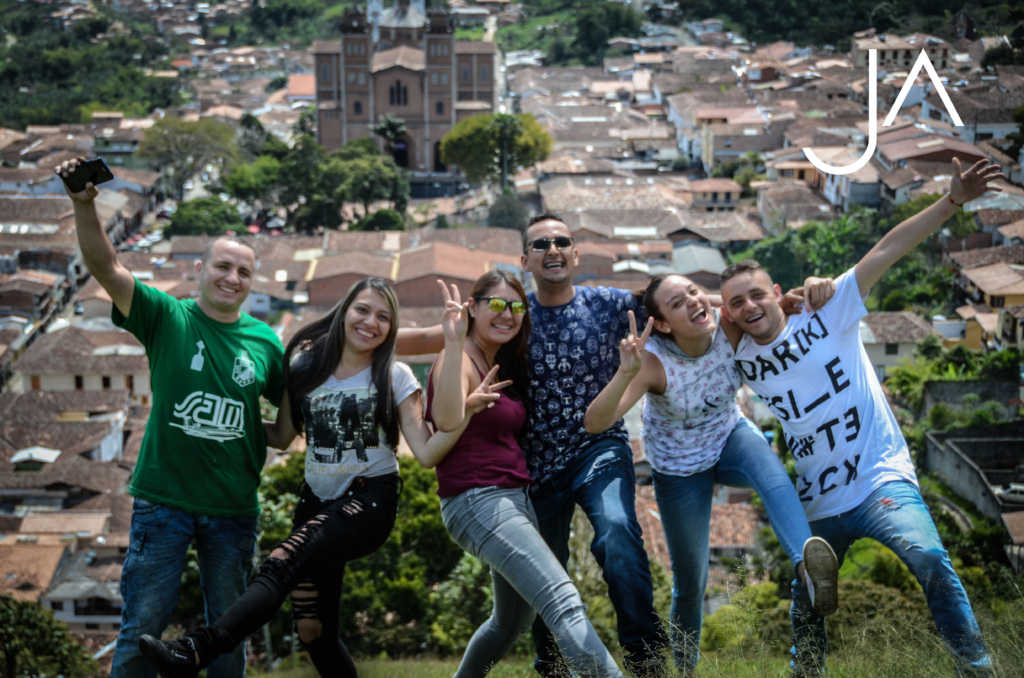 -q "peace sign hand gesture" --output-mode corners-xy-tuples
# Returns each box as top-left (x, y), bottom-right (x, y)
(438, 279), (468, 344)
(466, 364), (514, 415)
(618, 310), (654, 377)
